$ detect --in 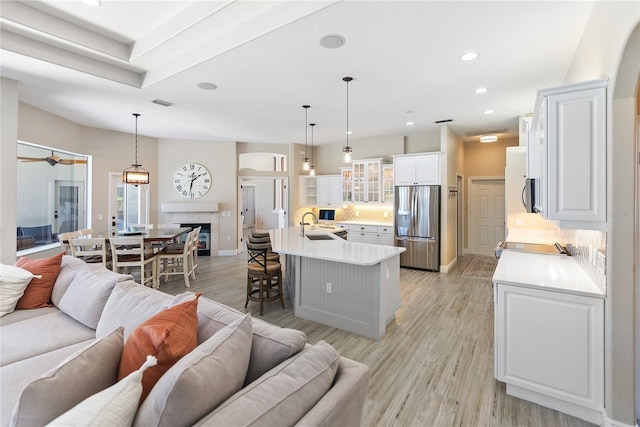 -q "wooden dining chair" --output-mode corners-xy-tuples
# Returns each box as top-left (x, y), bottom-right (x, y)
(109, 236), (157, 288)
(245, 240), (284, 316)
(68, 237), (110, 268)
(57, 231), (79, 254)
(155, 229), (194, 288)
(76, 228), (94, 236)
(189, 226), (201, 279)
